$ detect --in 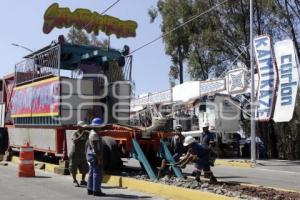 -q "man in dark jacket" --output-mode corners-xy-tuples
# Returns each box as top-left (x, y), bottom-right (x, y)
(201, 122), (216, 167)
